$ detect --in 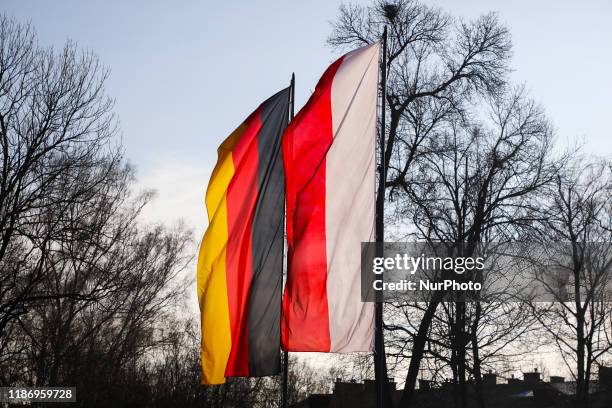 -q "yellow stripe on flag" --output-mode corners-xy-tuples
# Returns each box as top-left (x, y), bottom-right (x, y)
(198, 124), (245, 385)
